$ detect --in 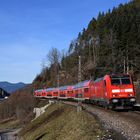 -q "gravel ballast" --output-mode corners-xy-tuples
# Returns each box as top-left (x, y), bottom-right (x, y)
(64, 102), (140, 140)
(86, 105), (140, 140)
